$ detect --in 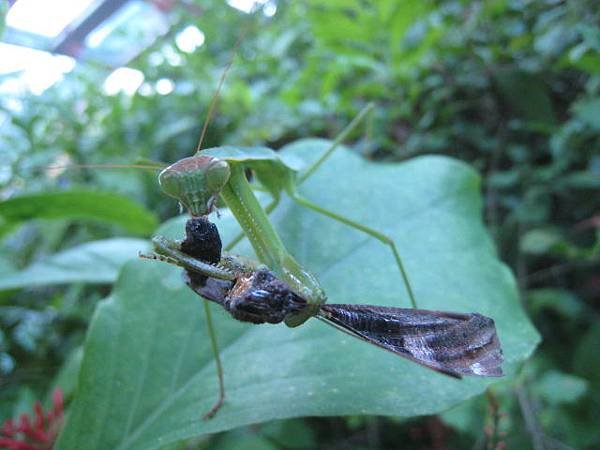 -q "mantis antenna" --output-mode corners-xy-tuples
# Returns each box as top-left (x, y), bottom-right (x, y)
(195, 28), (249, 154)
(44, 24), (251, 175)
